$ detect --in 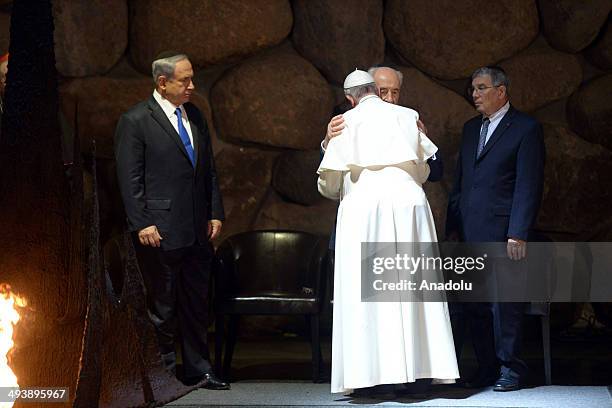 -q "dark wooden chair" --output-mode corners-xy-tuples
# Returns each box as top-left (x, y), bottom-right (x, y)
(525, 232), (554, 385)
(213, 230), (329, 382)
(525, 302), (552, 385)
